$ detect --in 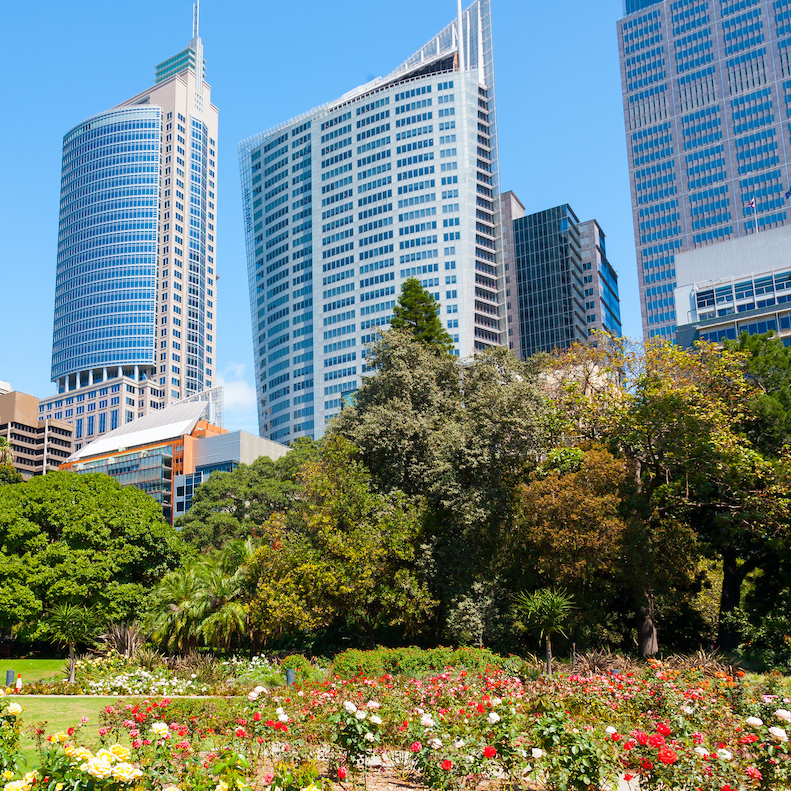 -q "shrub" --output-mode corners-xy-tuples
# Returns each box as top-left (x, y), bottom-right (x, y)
(330, 646), (508, 677)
